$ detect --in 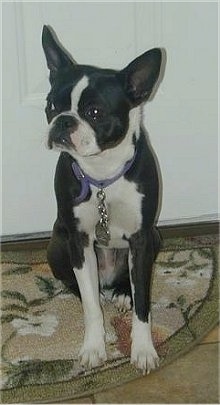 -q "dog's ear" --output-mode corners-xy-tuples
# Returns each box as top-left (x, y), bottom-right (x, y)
(42, 25), (76, 84)
(117, 49), (162, 106)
